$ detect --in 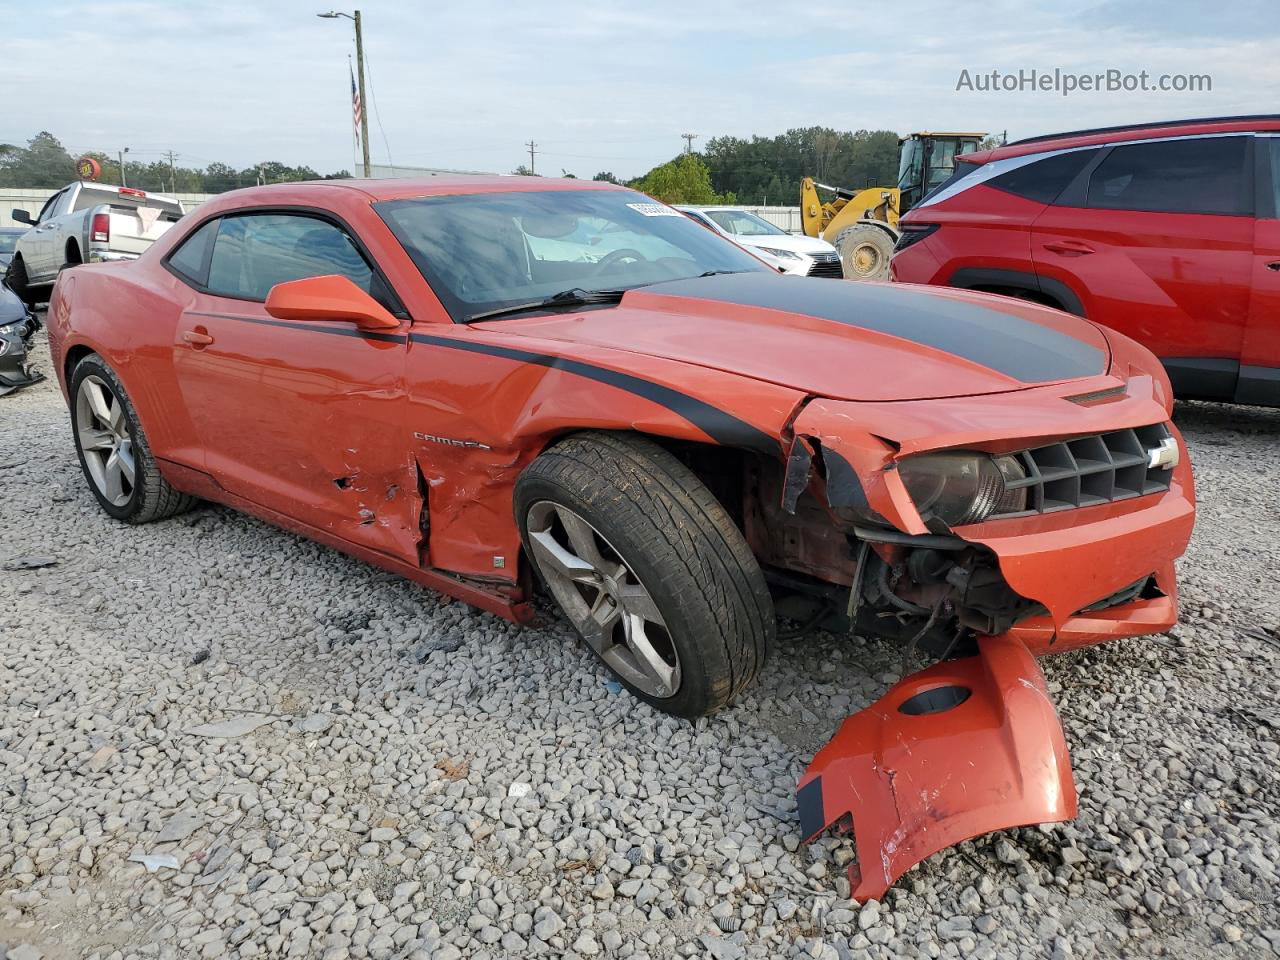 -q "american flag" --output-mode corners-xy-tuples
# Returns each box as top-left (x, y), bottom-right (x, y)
(350, 60), (363, 148)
